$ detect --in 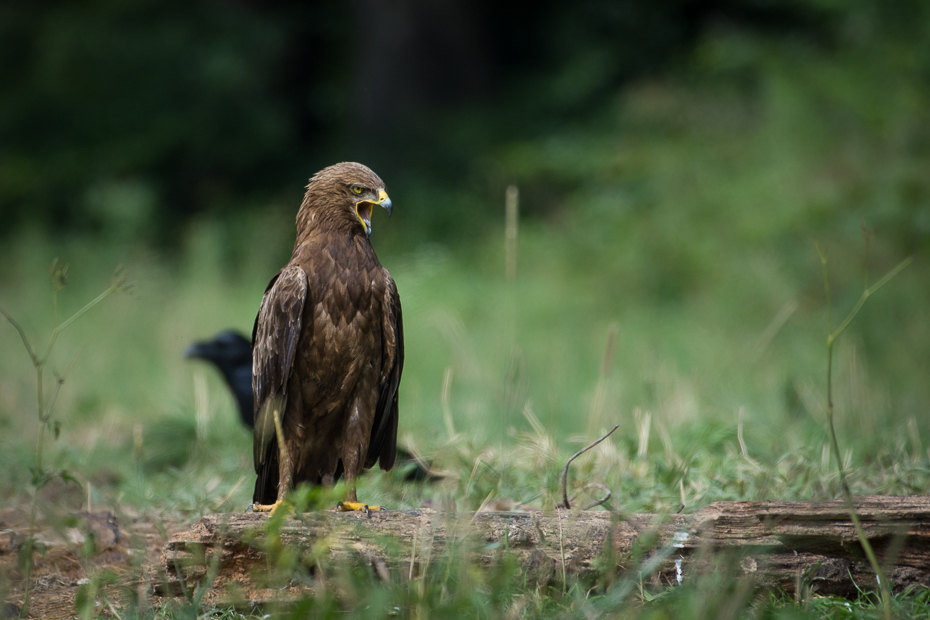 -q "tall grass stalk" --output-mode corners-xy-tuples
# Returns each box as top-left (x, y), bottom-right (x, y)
(504, 185), (519, 283)
(587, 323), (619, 436)
(814, 240), (911, 620)
(0, 262), (130, 618)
